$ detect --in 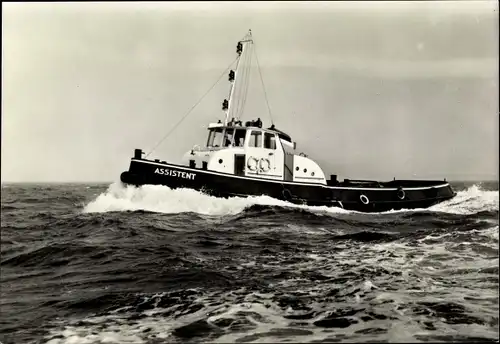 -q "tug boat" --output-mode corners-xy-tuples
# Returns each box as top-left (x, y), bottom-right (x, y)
(120, 30), (456, 213)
